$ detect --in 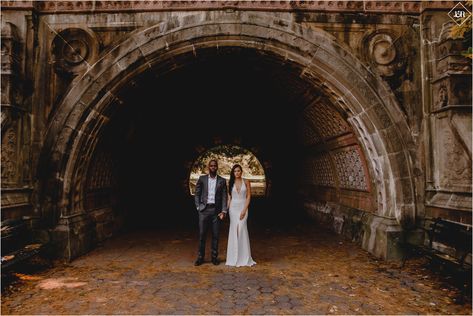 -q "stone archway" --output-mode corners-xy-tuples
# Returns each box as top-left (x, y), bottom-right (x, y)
(39, 11), (417, 260)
